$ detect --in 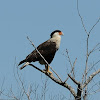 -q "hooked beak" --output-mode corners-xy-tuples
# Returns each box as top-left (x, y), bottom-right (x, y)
(62, 32), (64, 36)
(59, 32), (64, 36)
